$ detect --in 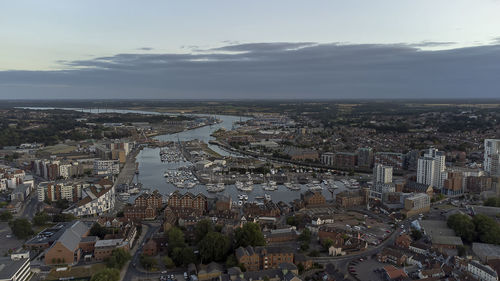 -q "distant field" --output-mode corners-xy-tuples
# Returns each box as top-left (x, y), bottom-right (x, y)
(40, 144), (77, 154)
